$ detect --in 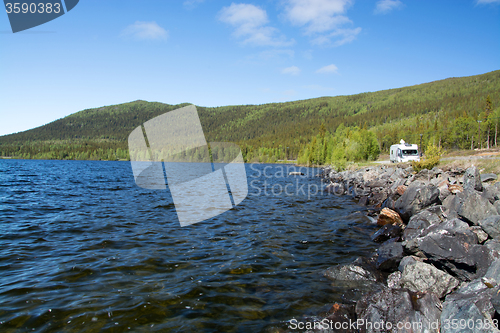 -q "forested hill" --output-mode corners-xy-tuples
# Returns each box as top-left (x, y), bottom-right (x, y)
(1, 70), (499, 162)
